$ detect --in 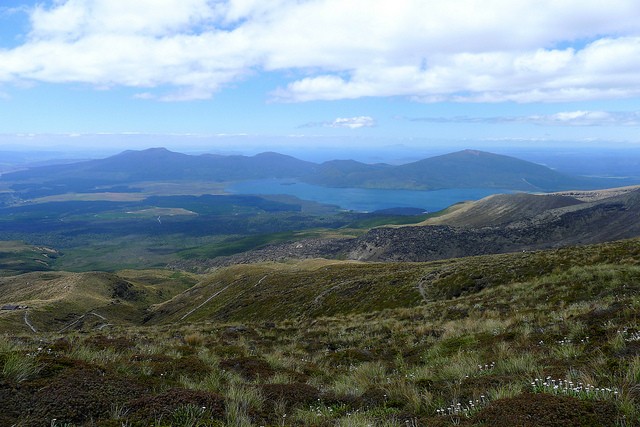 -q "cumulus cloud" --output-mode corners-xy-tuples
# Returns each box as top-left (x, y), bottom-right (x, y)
(407, 111), (640, 126)
(1, 0), (640, 102)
